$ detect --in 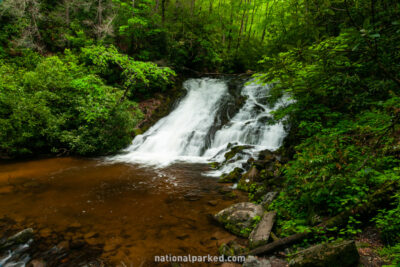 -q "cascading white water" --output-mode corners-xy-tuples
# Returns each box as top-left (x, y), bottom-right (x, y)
(111, 78), (229, 166)
(110, 78), (289, 176)
(203, 82), (288, 176)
